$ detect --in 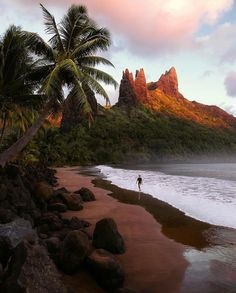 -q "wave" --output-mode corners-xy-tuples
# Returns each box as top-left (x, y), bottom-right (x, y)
(98, 165), (236, 229)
